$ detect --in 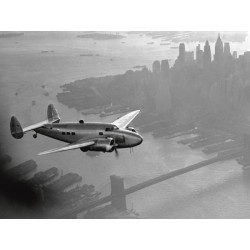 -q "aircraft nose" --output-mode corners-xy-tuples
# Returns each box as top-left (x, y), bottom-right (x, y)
(137, 134), (143, 145)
